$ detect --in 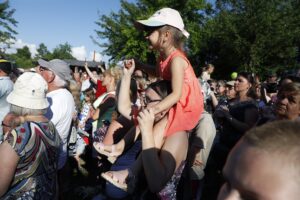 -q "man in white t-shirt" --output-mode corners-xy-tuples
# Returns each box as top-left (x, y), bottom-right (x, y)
(37, 59), (75, 170)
